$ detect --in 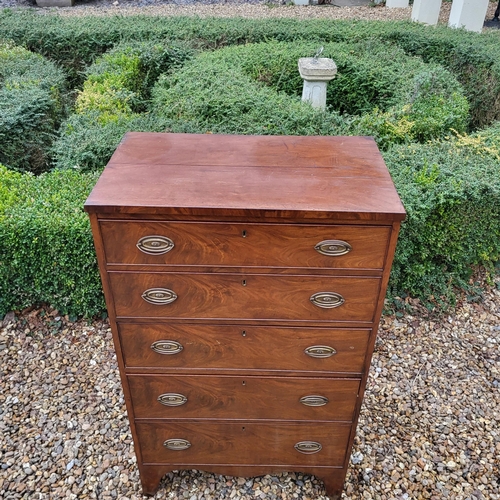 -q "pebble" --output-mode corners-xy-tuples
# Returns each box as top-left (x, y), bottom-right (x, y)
(1, 278), (498, 499)
(4, 0), (498, 29)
